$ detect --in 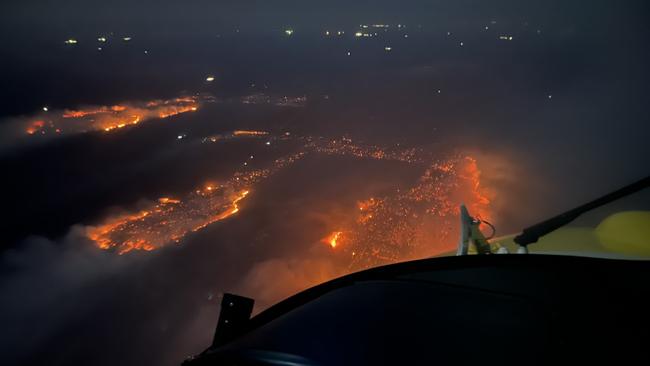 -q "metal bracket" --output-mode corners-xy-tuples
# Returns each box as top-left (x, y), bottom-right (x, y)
(457, 204), (493, 255)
